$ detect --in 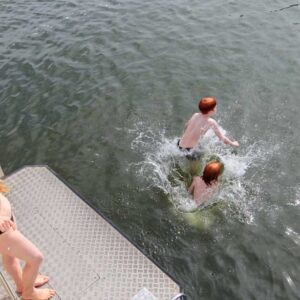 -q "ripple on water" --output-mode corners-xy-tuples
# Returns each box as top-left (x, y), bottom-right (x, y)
(1, 1), (300, 299)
